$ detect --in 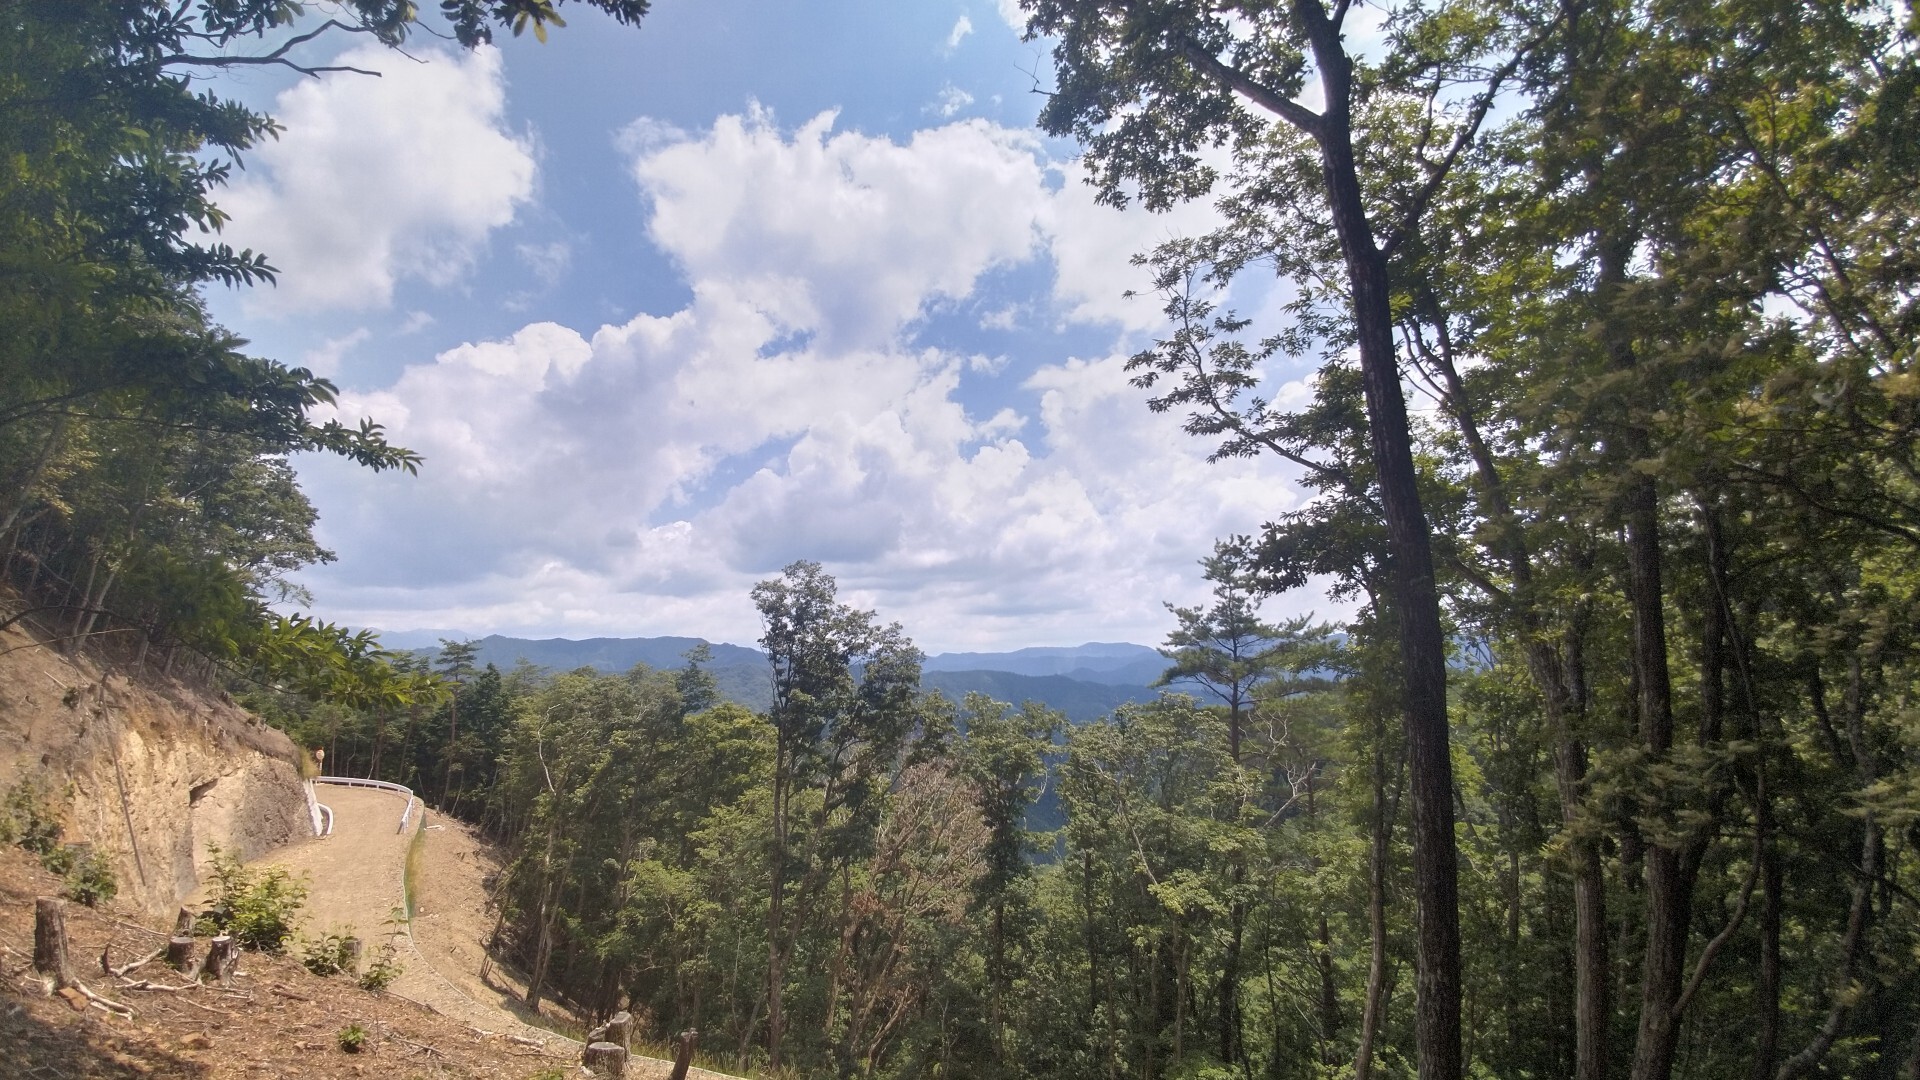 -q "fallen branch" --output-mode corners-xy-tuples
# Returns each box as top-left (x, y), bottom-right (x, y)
(109, 918), (172, 940)
(155, 993), (229, 1017)
(378, 1024), (448, 1058)
(120, 977), (206, 992)
(101, 944), (165, 978)
(69, 980), (135, 1020)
